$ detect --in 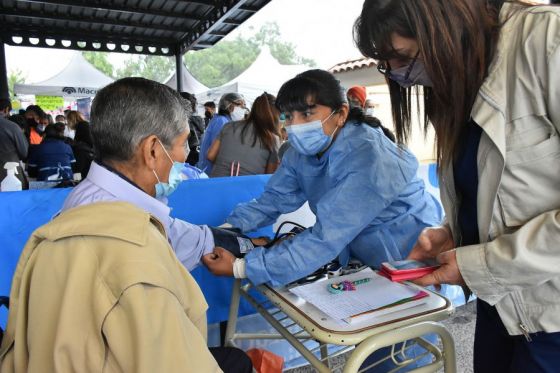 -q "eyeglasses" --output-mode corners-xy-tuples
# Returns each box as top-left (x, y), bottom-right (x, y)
(377, 51), (420, 80)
